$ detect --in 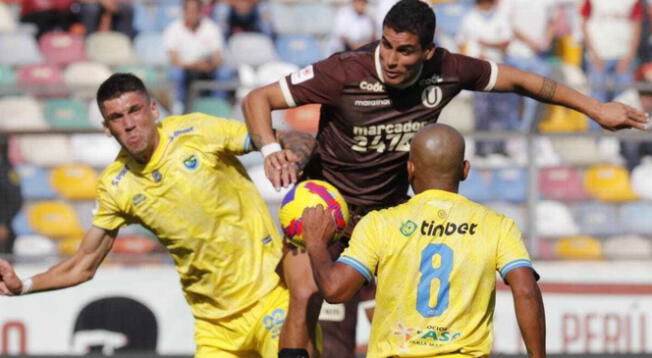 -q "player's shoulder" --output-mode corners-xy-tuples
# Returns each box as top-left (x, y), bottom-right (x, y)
(97, 153), (130, 191)
(332, 41), (377, 63)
